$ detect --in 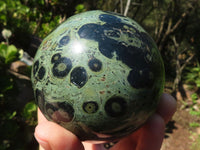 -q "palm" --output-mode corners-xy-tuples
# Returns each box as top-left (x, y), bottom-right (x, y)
(35, 93), (176, 150)
(84, 113), (164, 150)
